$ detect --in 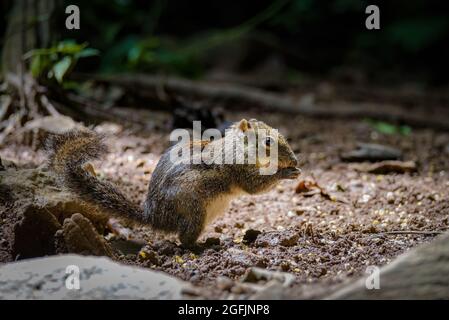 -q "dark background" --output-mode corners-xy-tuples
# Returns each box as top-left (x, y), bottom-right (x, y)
(2, 0), (448, 85)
